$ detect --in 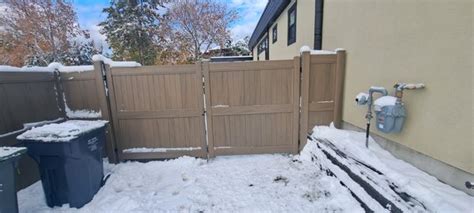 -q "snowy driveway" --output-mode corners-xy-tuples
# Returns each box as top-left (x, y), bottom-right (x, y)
(18, 126), (473, 212)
